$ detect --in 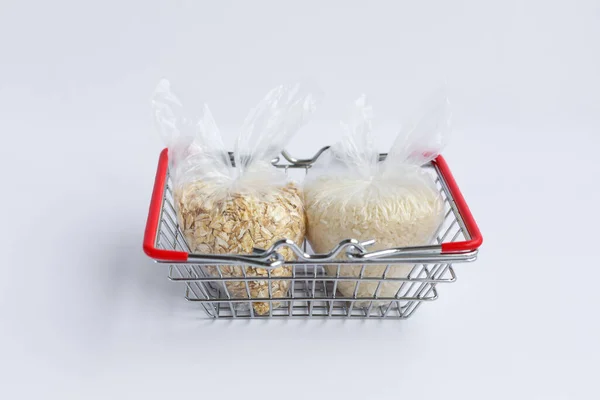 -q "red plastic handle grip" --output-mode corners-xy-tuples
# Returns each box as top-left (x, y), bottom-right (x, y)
(143, 149), (188, 261)
(434, 155), (483, 253)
